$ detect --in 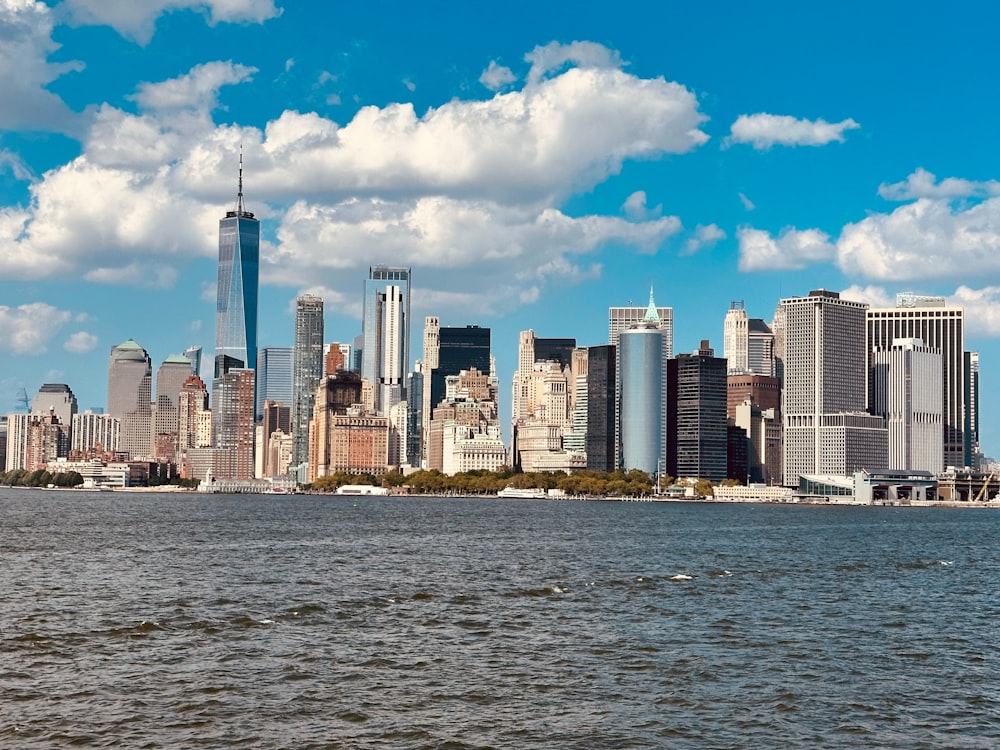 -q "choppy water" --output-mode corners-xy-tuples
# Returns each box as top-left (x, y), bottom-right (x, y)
(3, 490), (1000, 748)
